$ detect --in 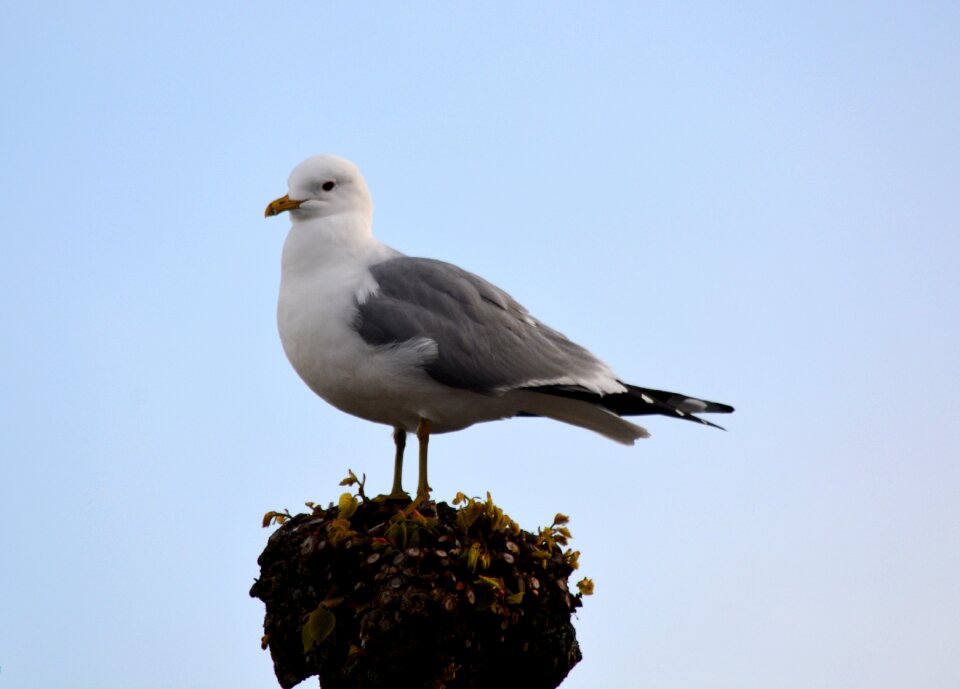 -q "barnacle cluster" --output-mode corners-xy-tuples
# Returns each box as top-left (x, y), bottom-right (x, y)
(251, 473), (591, 689)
